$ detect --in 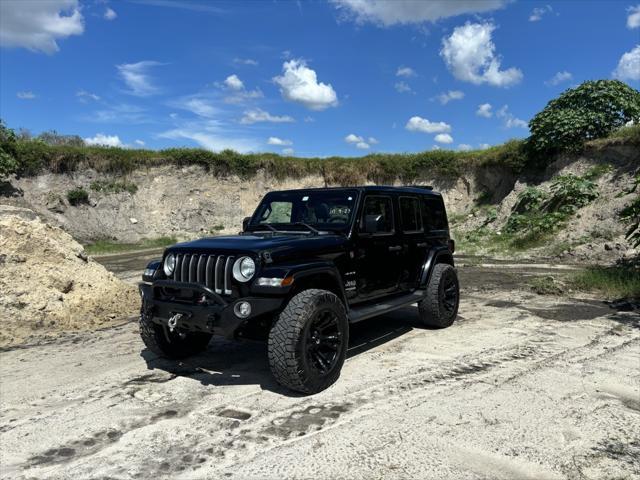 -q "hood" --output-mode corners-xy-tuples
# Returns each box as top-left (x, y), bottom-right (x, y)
(166, 232), (348, 260)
